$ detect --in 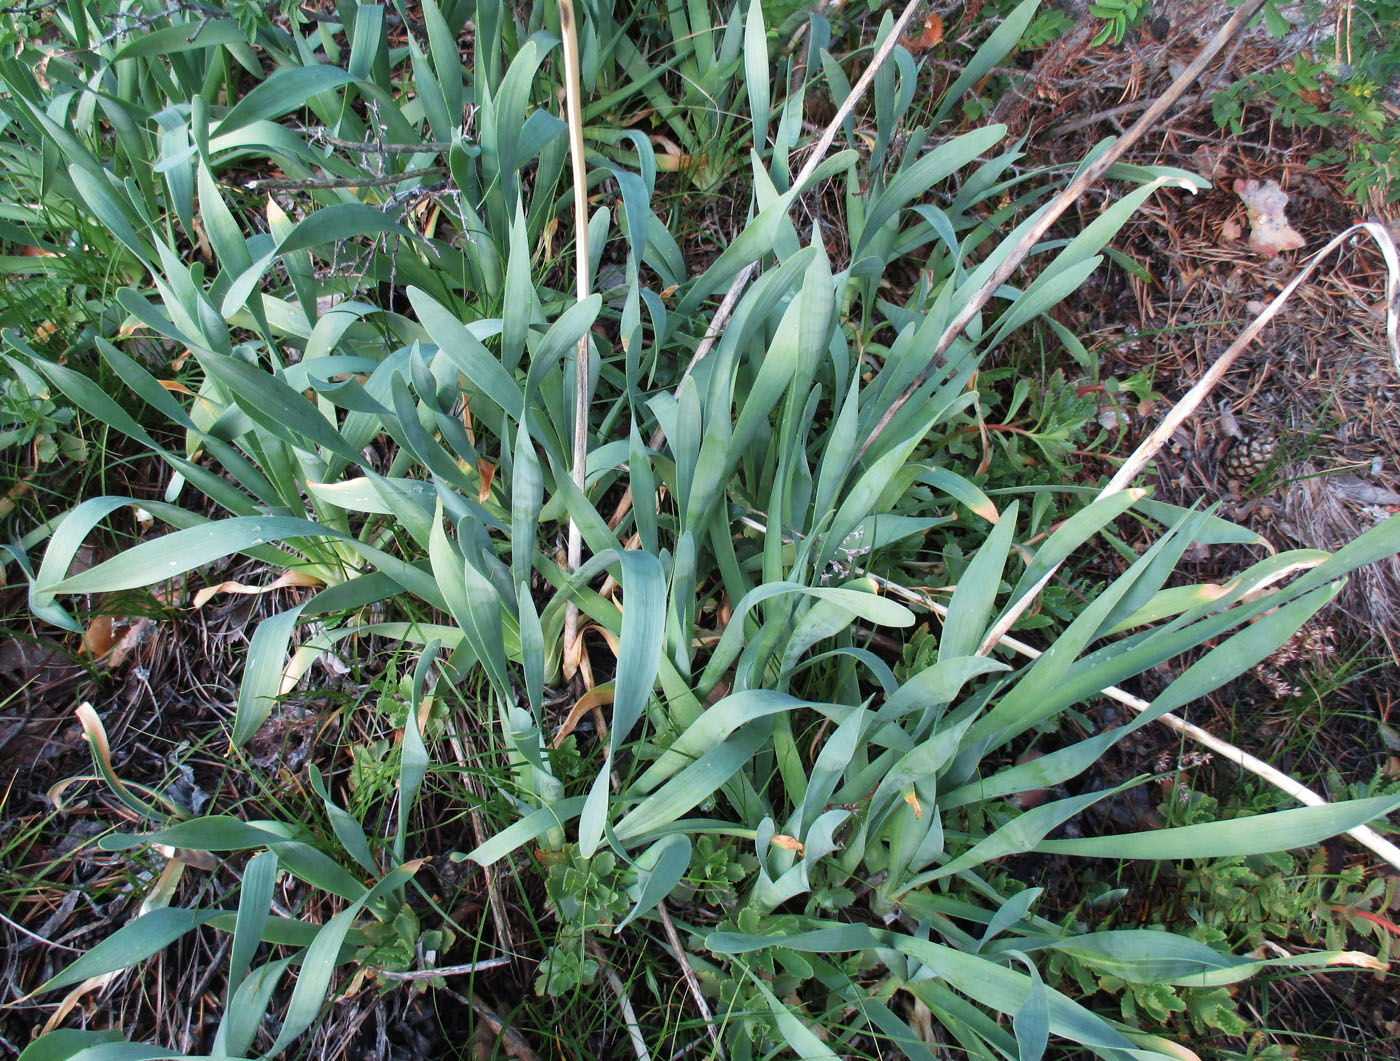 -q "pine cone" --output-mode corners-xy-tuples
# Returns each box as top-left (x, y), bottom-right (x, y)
(1222, 434), (1278, 485)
